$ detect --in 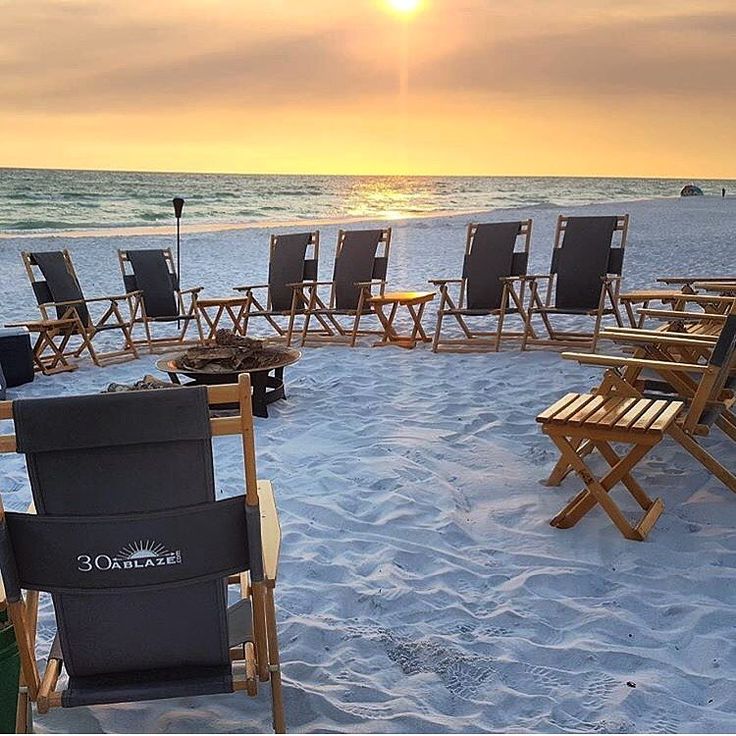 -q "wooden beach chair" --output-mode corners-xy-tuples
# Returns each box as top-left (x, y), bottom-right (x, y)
(429, 220), (533, 352)
(0, 375), (285, 732)
(294, 228), (392, 347)
(118, 248), (204, 351)
(234, 231), (319, 342)
(538, 316), (736, 540)
(517, 215), (629, 351)
(21, 250), (138, 366)
(620, 284), (736, 330)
